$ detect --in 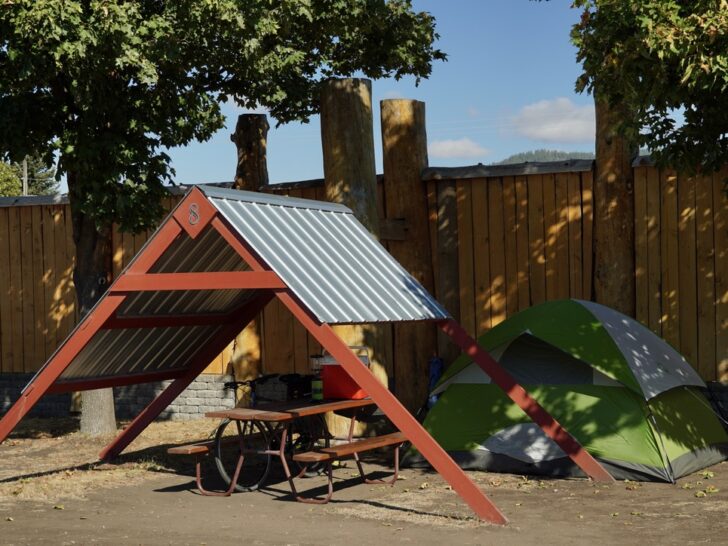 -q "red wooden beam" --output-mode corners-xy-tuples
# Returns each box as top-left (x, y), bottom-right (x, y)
(48, 369), (187, 394)
(98, 291), (274, 461)
(438, 319), (614, 483)
(274, 290), (508, 524)
(110, 271), (285, 292)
